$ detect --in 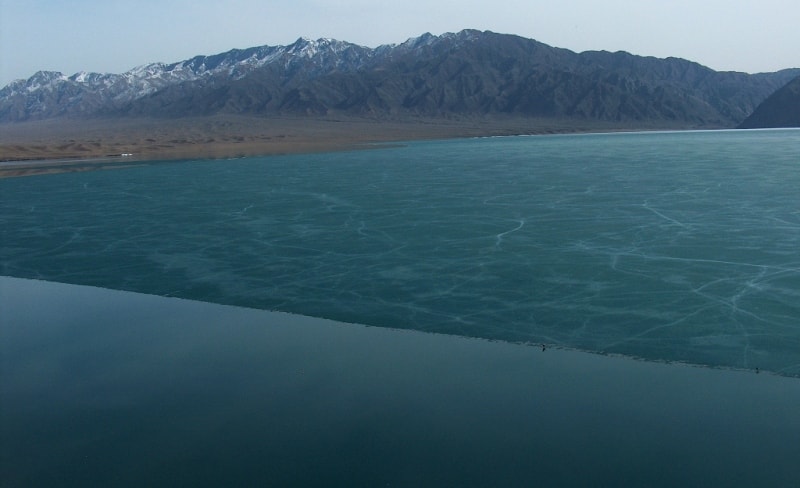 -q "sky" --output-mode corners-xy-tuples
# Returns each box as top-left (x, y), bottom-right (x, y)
(1, 0), (798, 87)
